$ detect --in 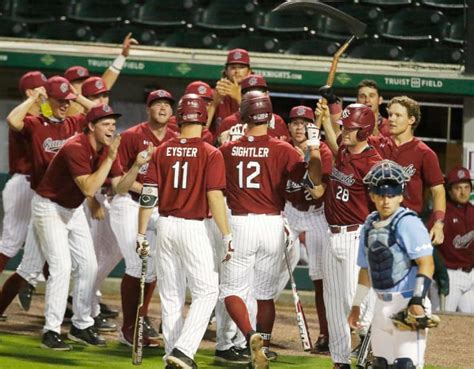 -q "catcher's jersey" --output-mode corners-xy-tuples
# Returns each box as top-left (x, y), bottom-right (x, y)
(357, 207), (433, 293)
